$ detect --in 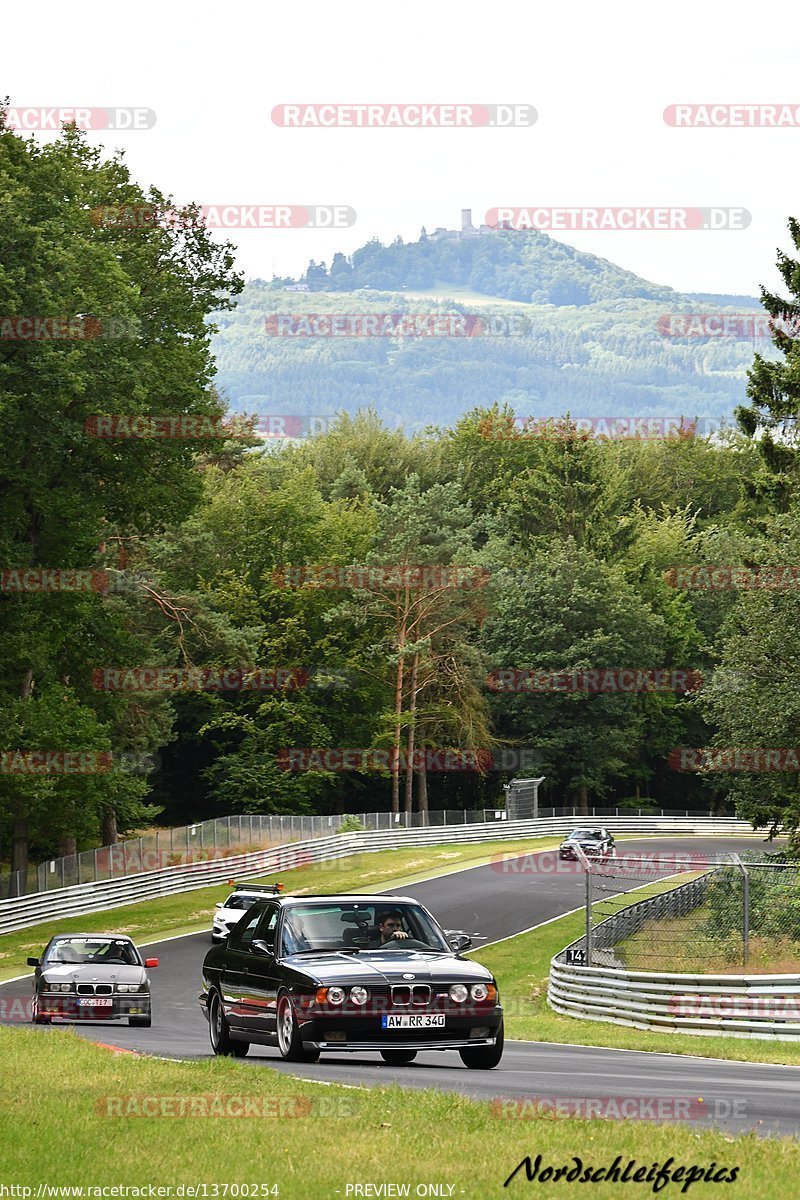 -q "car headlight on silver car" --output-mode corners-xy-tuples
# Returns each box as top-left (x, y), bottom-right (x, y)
(117, 984), (147, 993)
(449, 984), (469, 1003)
(349, 986), (369, 1005)
(326, 986), (346, 1005)
(45, 982), (73, 993)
